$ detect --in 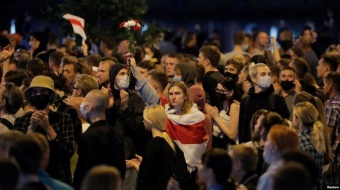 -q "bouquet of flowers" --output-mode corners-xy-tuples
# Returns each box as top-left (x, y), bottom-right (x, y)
(119, 19), (141, 54)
